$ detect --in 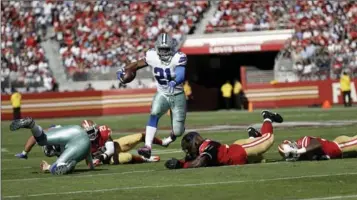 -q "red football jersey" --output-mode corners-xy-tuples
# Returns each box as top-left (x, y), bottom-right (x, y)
(91, 125), (112, 155)
(296, 136), (342, 159)
(198, 139), (248, 166)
